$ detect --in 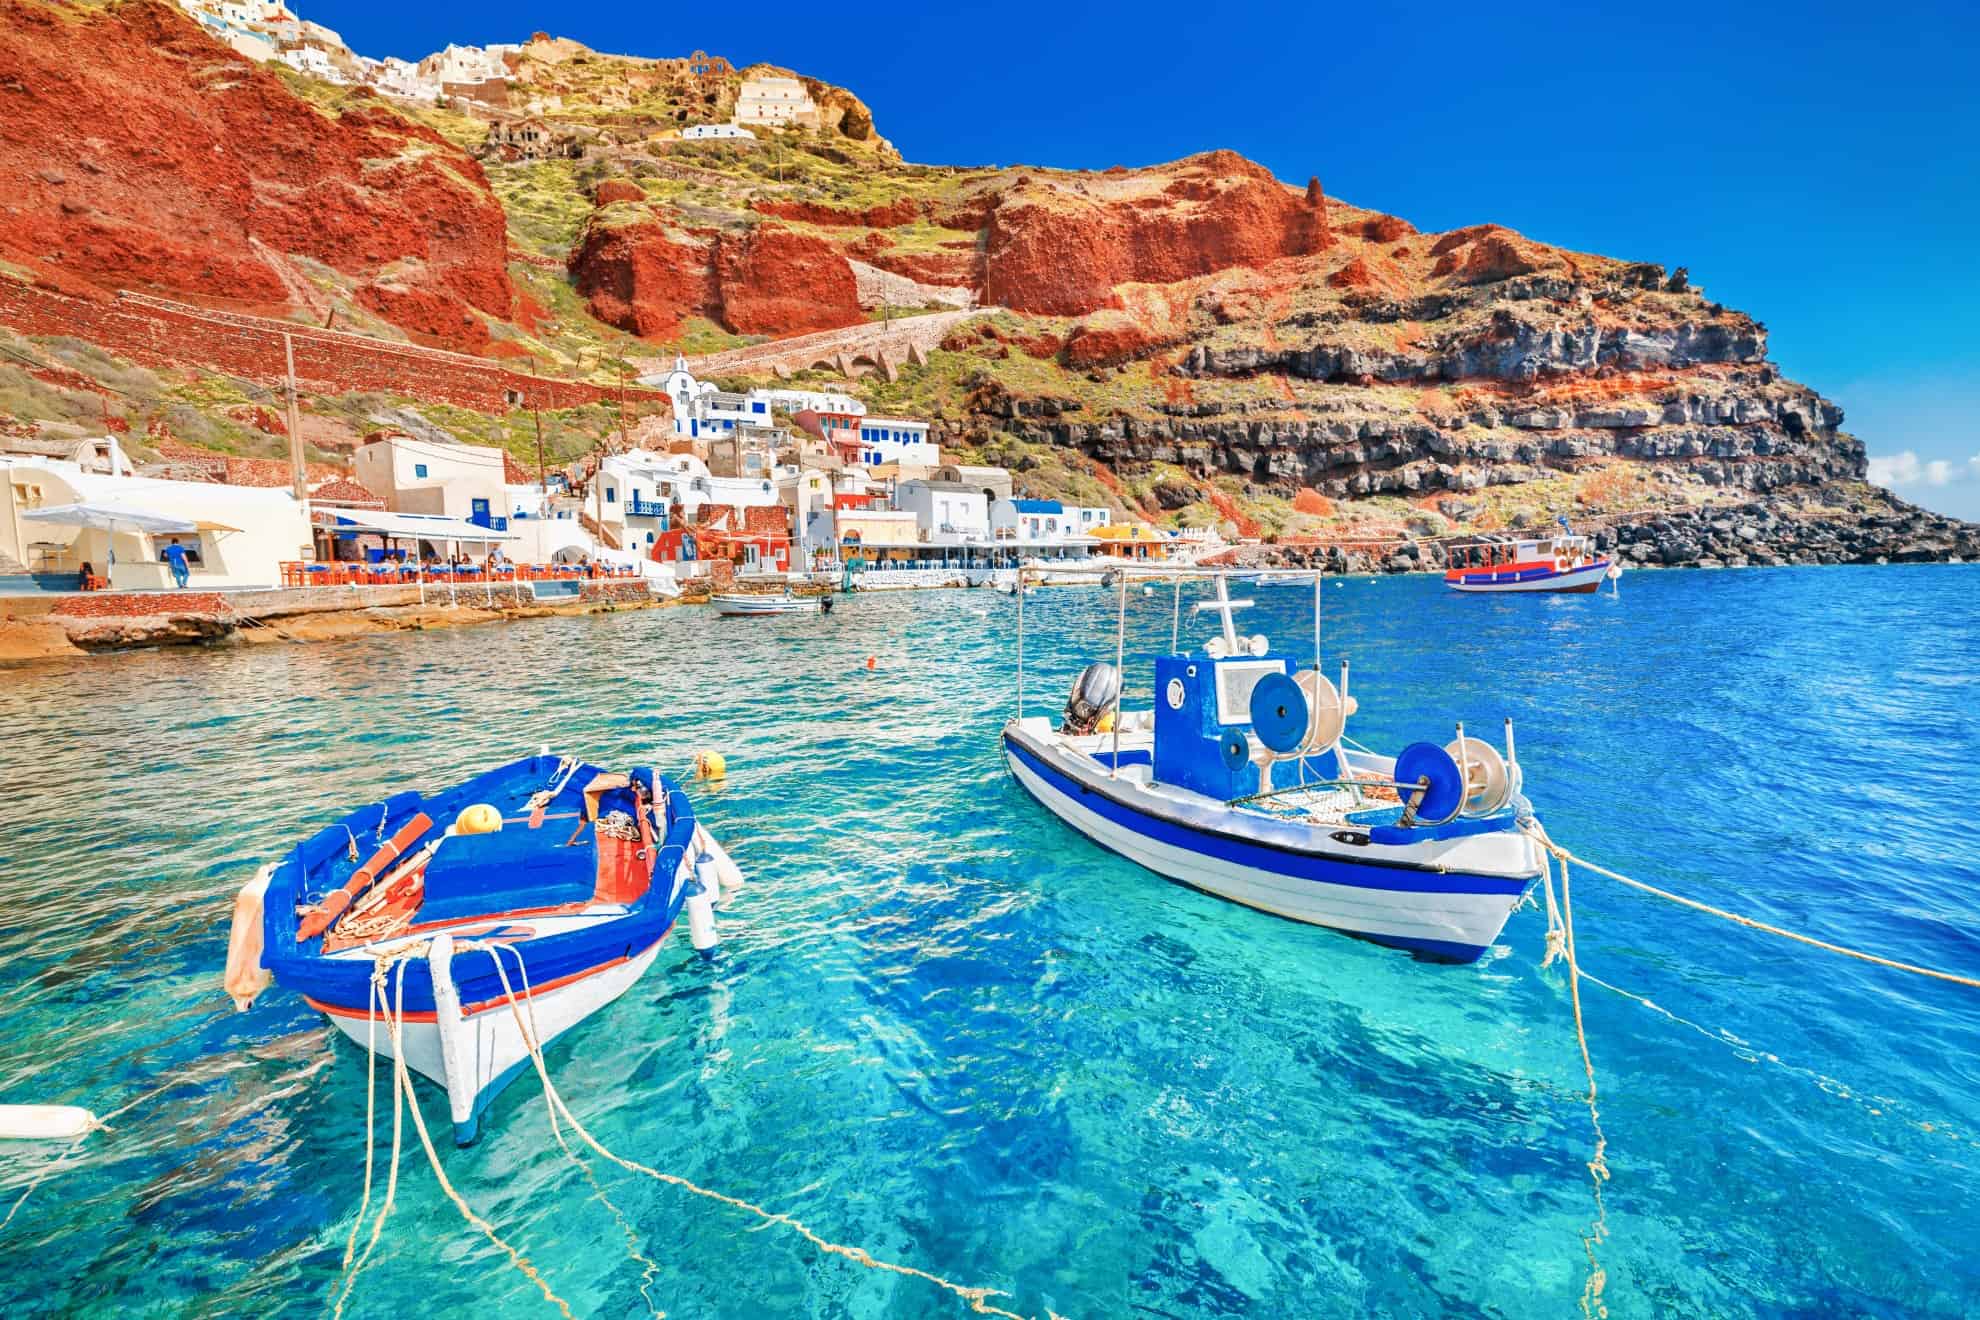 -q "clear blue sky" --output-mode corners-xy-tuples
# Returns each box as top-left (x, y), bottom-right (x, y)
(315, 0), (1980, 517)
